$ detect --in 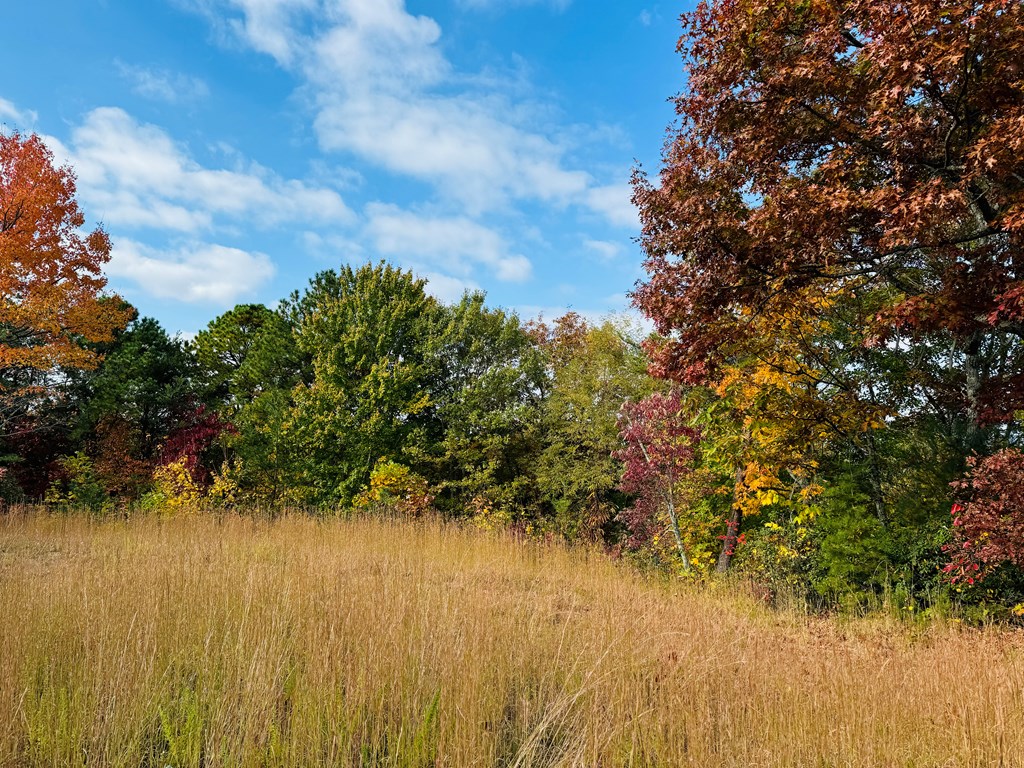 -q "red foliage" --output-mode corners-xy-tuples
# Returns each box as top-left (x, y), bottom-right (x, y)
(943, 449), (1024, 584)
(159, 407), (233, 486)
(92, 416), (154, 498)
(615, 392), (700, 550)
(632, 0), (1024, 419)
